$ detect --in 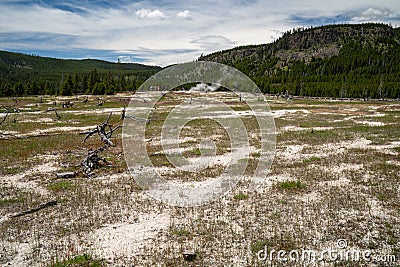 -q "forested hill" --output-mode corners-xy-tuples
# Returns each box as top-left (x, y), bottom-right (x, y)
(200, 23), (400, 99)
(0, 50), (162, 96)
